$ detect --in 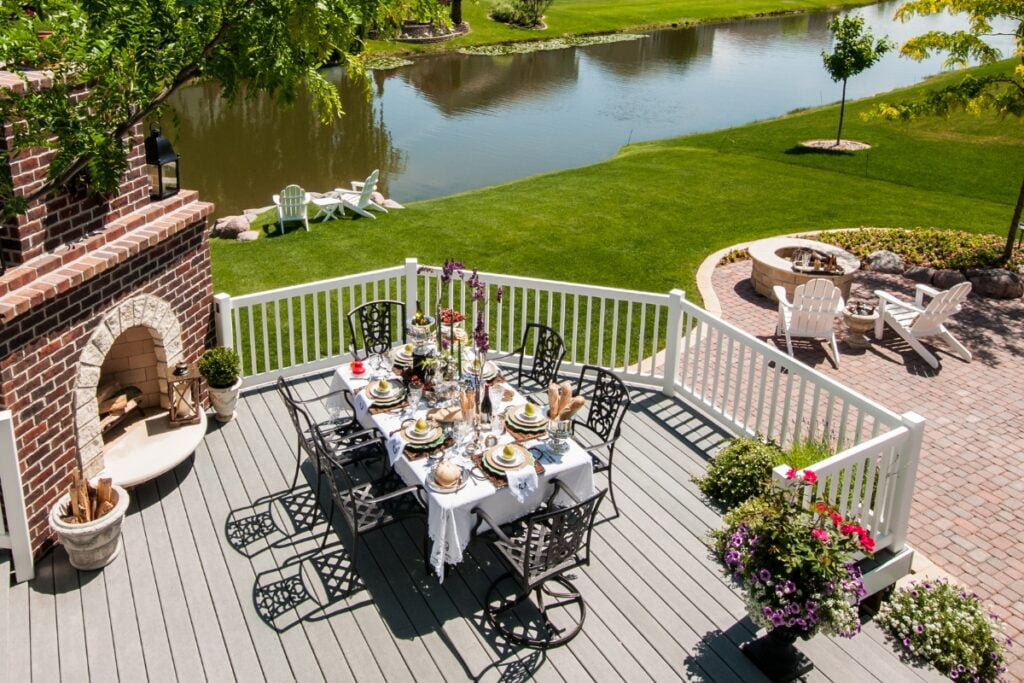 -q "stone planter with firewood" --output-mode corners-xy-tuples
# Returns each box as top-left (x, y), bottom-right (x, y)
(49, 474), (129, 570)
